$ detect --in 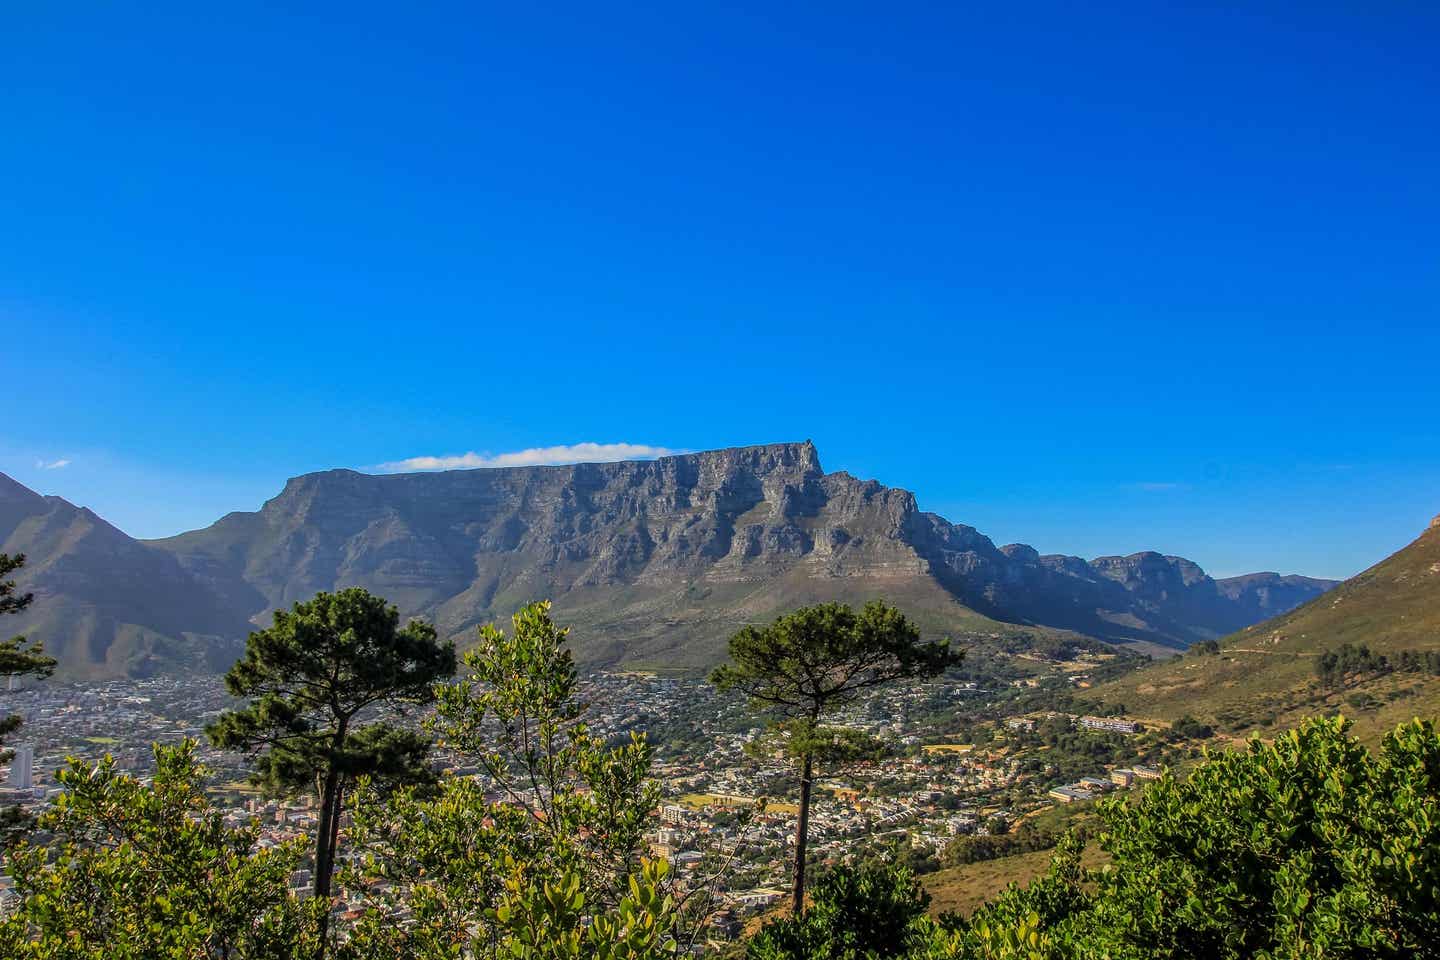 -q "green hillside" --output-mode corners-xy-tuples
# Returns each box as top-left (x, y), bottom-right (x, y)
(1092, 514), (1440, 742)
